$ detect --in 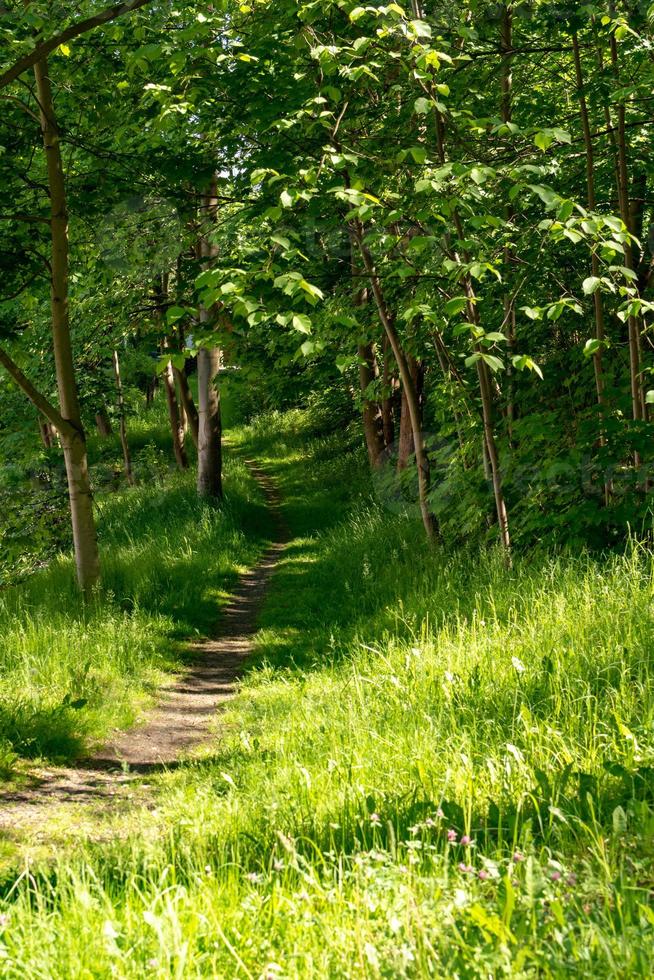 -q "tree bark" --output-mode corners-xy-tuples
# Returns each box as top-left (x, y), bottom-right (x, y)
(113, 349), (134, 486)
(573, 33), (611, 503)
(173, 363), (199, 449)
(95, 410), (112, 437)
(33, 58), (100, 594)
(162, 355), (188, 471)
(38, 416), (52, 448)
(397, 355), (422, 471)
(355, 227), (435, 540)
(196, 179), (223, 500)
(358, 342), (385, 468)
(609, 22), (645, 427)
(381, 335), (395, 449)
